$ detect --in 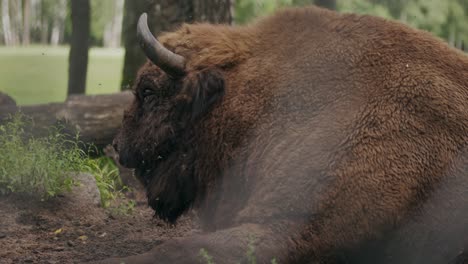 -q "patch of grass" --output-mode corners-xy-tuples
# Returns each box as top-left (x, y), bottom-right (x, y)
(84, 156), (123, 208)
(109, 199), (137, 216)
(0, 46), (124, 105)
(245, 235), (257, 264)
(199, 235), (278, 264)
(199, 248), (215, 264)
(0, 113), (87, 197)
(0, 113), (126, 208)
(83, 156), (137, 212)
